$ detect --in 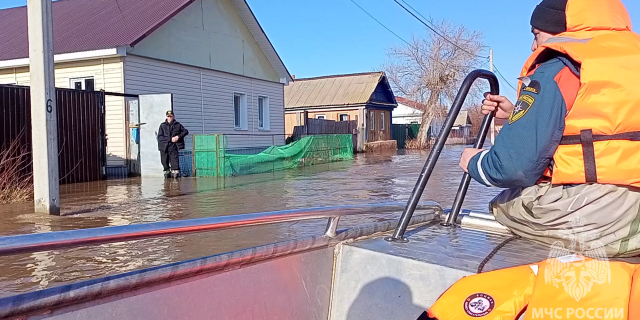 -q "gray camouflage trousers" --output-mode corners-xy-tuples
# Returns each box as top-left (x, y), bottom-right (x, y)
(490, 182), (640, 257)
